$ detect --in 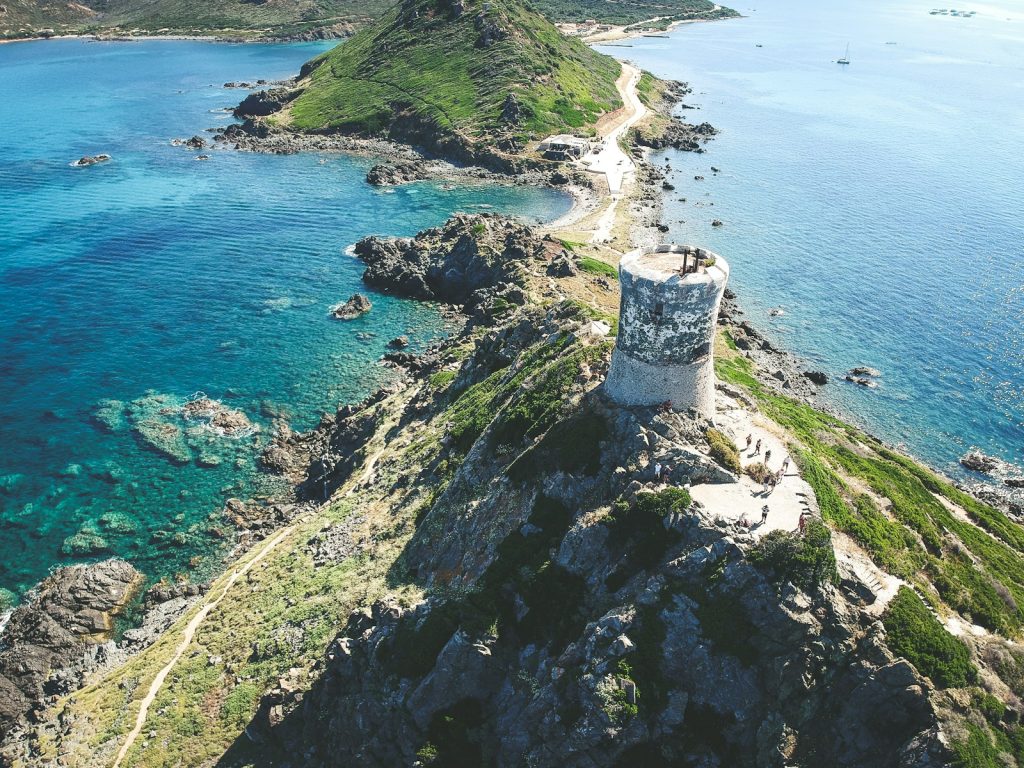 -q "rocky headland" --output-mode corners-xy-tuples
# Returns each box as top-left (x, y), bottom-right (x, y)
(5, 206), (1024, 767)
